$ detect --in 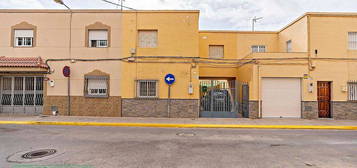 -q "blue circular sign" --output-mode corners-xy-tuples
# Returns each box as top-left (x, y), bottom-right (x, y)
(164, 74), (175, 85)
